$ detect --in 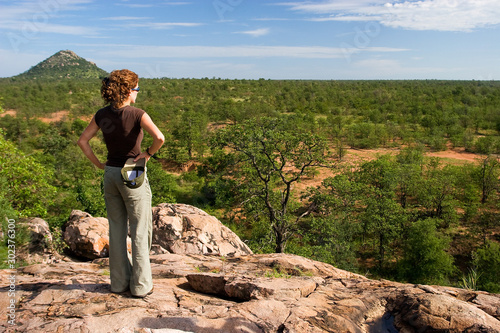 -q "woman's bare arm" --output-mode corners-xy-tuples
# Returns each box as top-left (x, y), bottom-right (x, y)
(77, 117), (106, 169)
(135, 113), (165, 162)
